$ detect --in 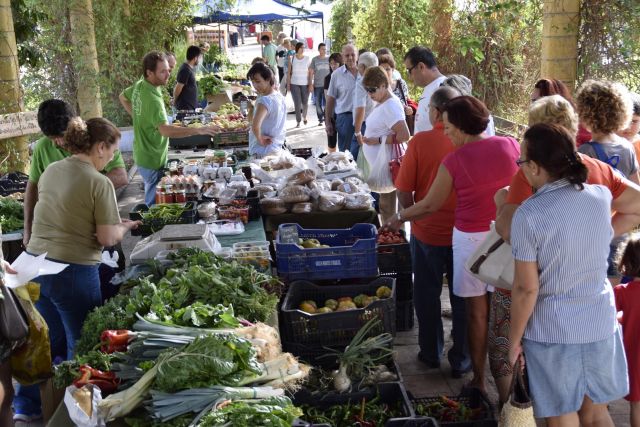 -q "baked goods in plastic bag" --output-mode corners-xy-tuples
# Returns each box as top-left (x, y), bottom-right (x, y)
(337, 182), (359, 194)
(318, 191), (346, 212)
(291, 202), (313, 214)
(330, 179), (344, 191)
(253, 184), (275, 197)
(288, 168), (316, 185)
(344, 177), (364, 187)
(260, 197), (288, 215)
(279, 185), (311, 203)
(344, 192), (374, 210)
